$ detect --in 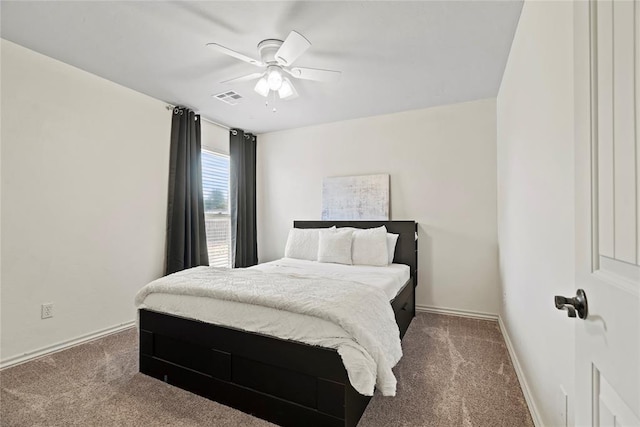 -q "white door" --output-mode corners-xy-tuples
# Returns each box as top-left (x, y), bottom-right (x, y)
(573, 0), (640, 426)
